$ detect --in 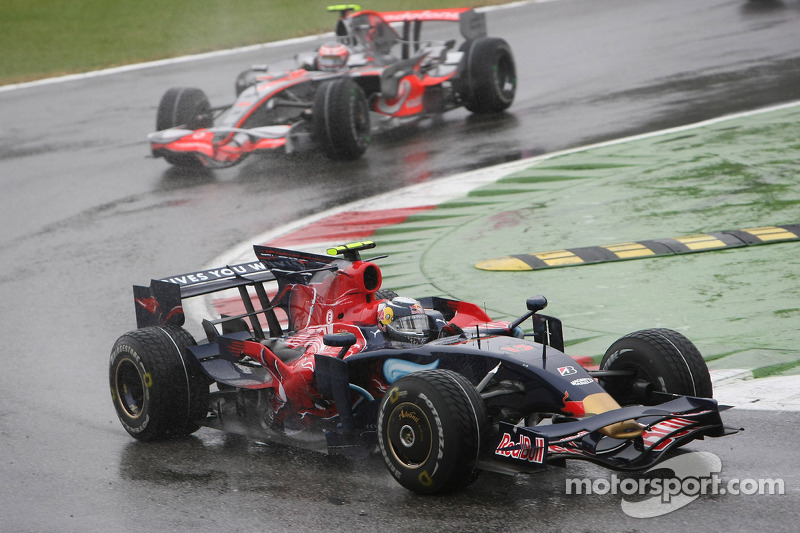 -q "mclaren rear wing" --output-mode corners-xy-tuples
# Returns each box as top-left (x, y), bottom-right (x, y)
(341, 7), (486, 60)
(378, 8), (487, 41)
